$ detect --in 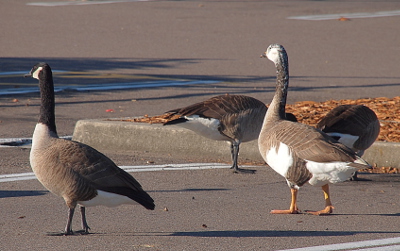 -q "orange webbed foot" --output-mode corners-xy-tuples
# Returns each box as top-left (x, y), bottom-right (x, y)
(270, 208), (301, 214)
(305, 205), (334, 216)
